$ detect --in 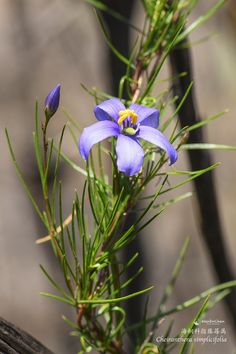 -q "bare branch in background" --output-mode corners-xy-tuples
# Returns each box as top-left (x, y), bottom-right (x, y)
(170, 38), (236, 329)
(0, 317), (54, 354)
